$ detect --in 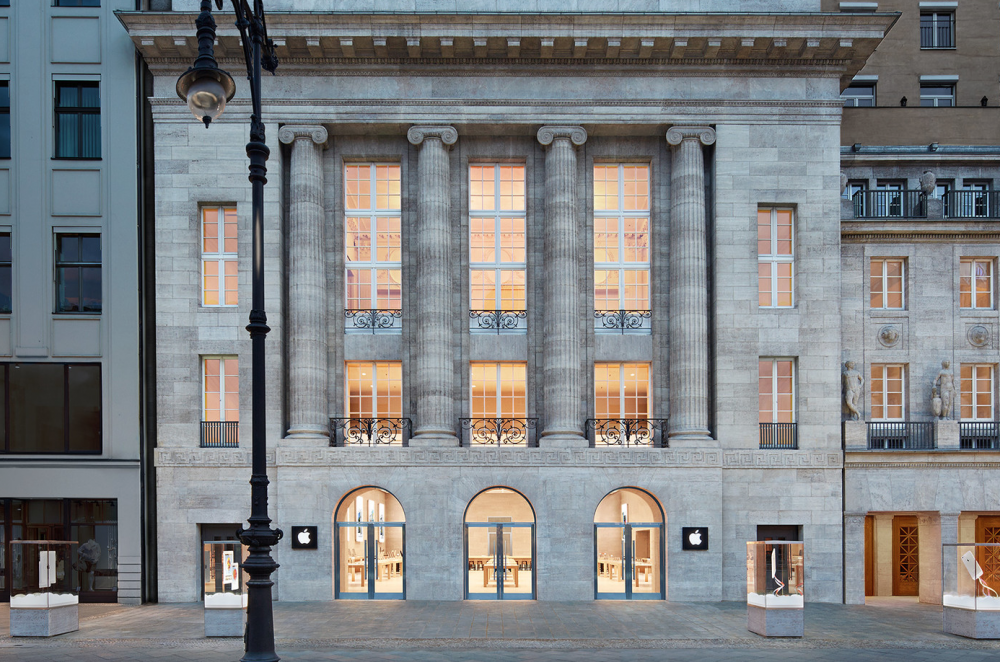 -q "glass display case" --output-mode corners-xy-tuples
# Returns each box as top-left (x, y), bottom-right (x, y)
(746, 541), (804, 637)
(942, 543), (1000, 639)
(8, 540), (79, 637)
(202, 540), (247, 609)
